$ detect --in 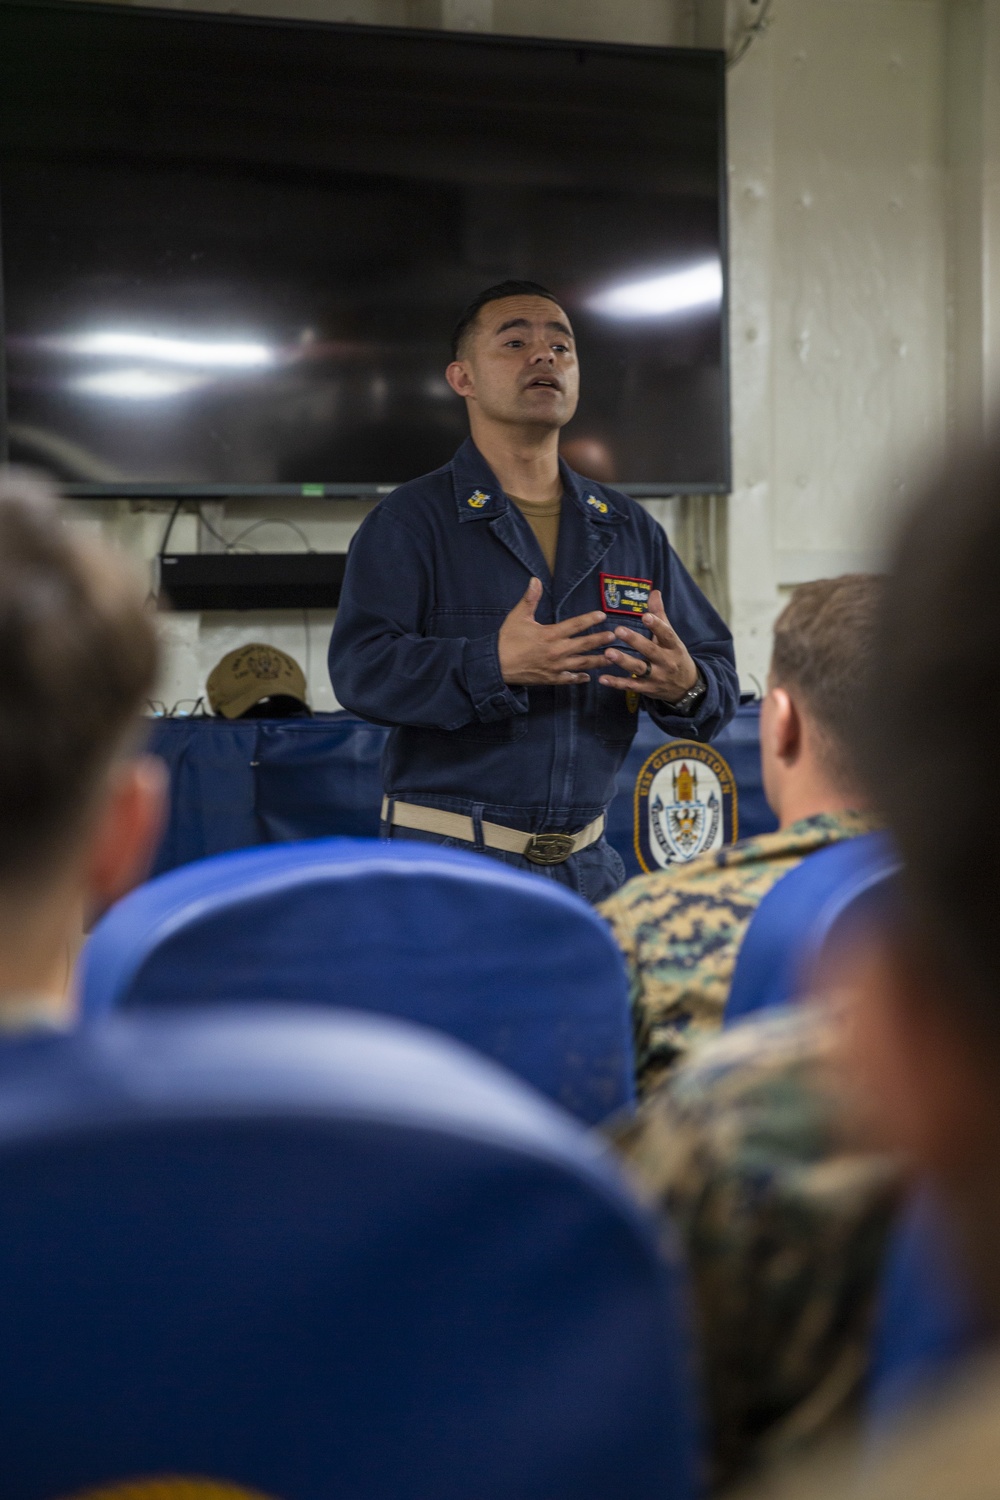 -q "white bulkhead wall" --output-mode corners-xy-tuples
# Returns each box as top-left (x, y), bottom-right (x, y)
(64, 0), (995, 702)
(728, 0), (949, 687)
